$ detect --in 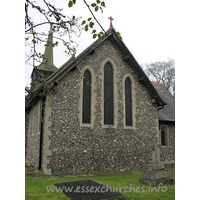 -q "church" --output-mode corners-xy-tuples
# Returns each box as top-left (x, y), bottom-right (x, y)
(25, 26), (175, 175)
